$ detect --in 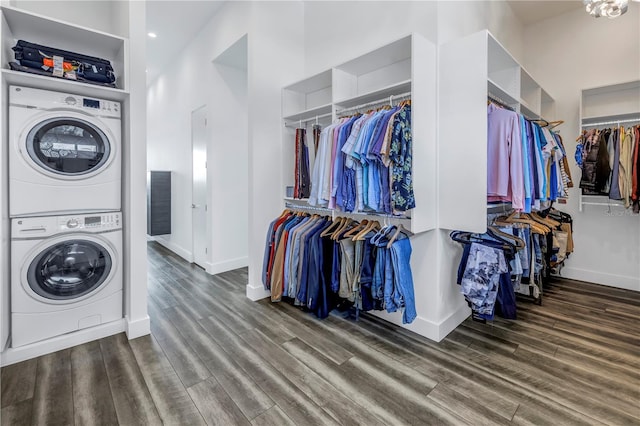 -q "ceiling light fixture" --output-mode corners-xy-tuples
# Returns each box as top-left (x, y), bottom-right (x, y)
(147, 32), (157, 38)
(584, 0), (628, 18)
